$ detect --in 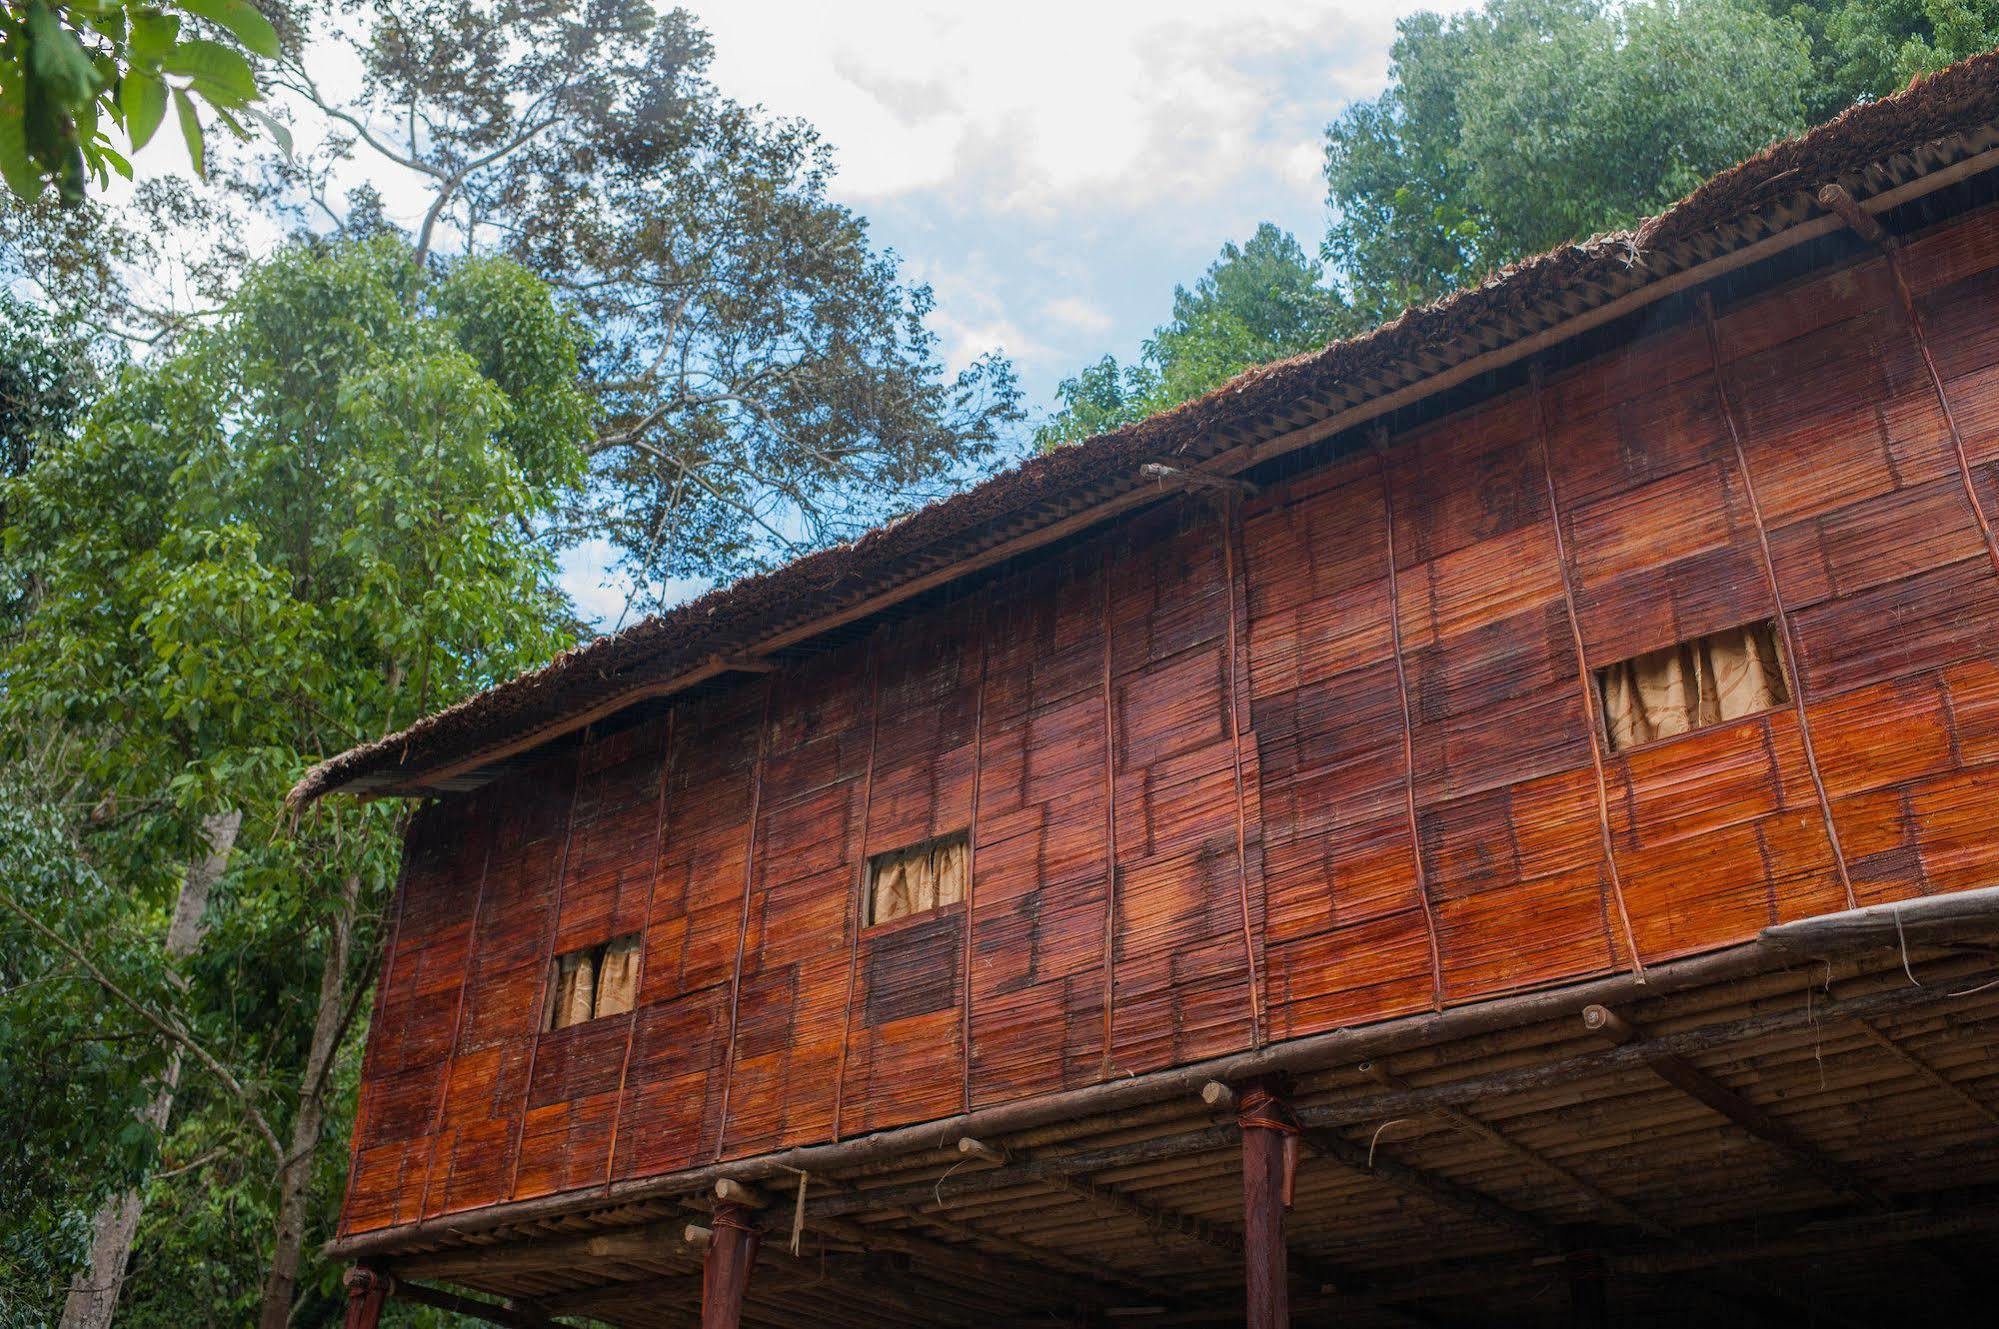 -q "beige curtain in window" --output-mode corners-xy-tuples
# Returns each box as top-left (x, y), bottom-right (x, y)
(871, 850), (920, 924)
(595, 934), (641, 1018)
(549, 950), (597, 1030)
(932, 836), (969, 908)
(1602, 624), (1787, 751)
